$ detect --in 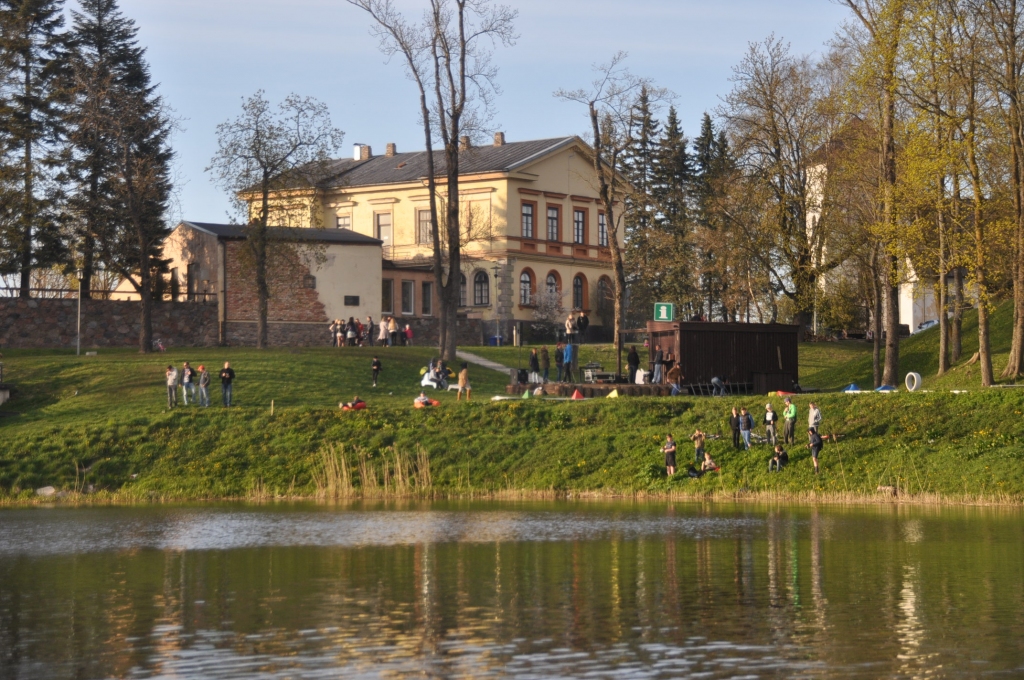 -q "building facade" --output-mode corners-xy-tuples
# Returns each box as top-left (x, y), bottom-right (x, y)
(260, 135), (619, 339)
